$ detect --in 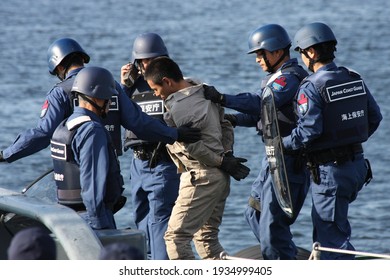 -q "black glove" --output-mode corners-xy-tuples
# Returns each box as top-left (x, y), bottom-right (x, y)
(224, 114), (237, 127)
(220, 155), (250, 181)
(203, 85), (225, 105)
(123, 63), (140, 88)
(364, 158), (373, 186)
(224, 150), (234, 157)
(177, 122), (201, 143)
(113, 195), (127, 214)
(0, 151), (5, 162)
